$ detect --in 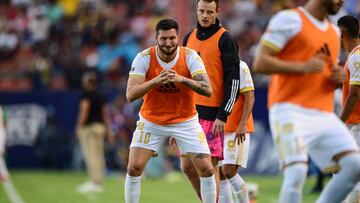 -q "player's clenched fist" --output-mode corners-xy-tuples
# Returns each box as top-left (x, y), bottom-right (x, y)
(302, 55), (325, 73)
